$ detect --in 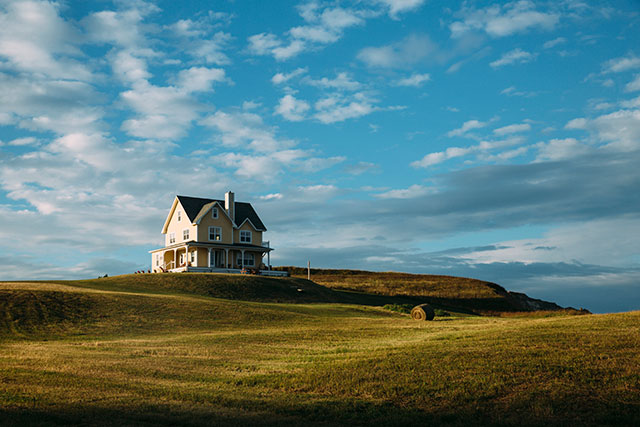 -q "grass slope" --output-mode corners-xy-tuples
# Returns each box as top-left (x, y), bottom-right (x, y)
(1, 276), (636, 426)
(48, 273), (344, 303)
(276, 267), (574, 313)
